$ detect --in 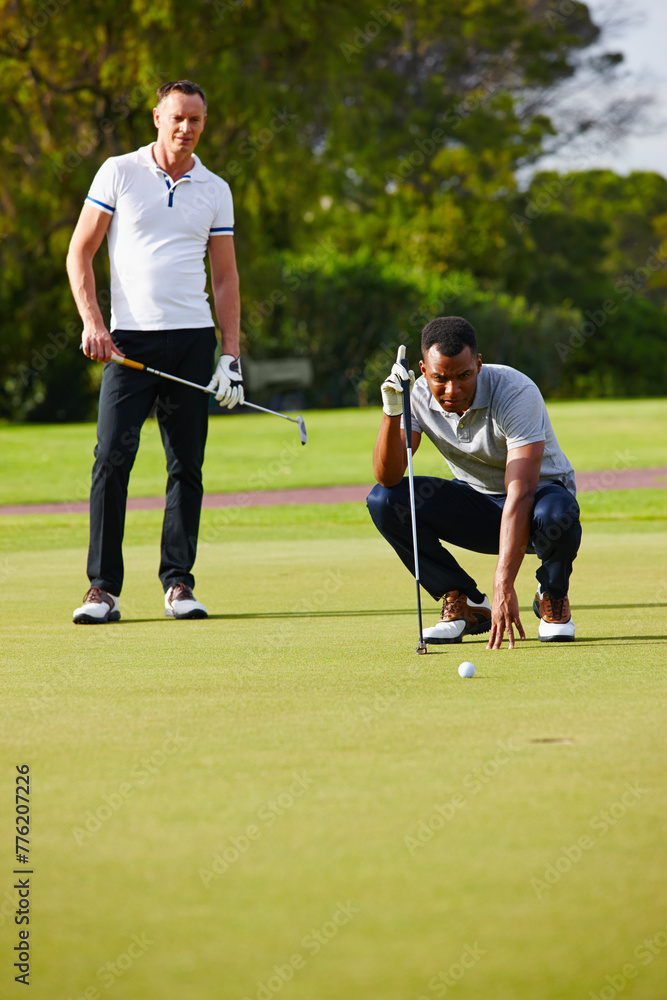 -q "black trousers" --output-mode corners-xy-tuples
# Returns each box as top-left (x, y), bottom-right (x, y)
(367, 477), (582, 602)
(87, 328), (216, 596)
